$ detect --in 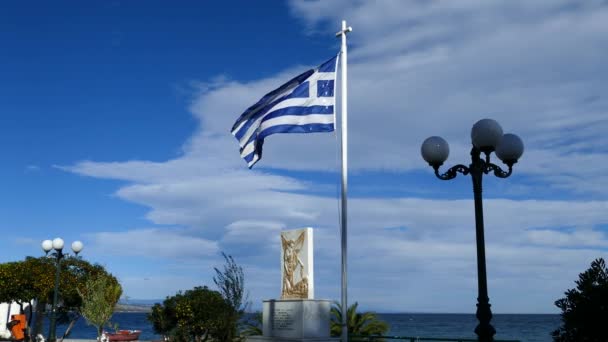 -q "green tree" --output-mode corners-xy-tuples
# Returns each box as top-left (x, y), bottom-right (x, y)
(148, 286), (229, 342)
(330, 302), (389, 338)
(213, 253), (249, 342)
(0, 258), (51, 342)
(0, 256), (118, 341)
(147, 253), (249, 342)
(0, 257), (54, 311)
(149, 301), (176, 340)
(78, 274), (122, 341)
(552, 258), (608, 342)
